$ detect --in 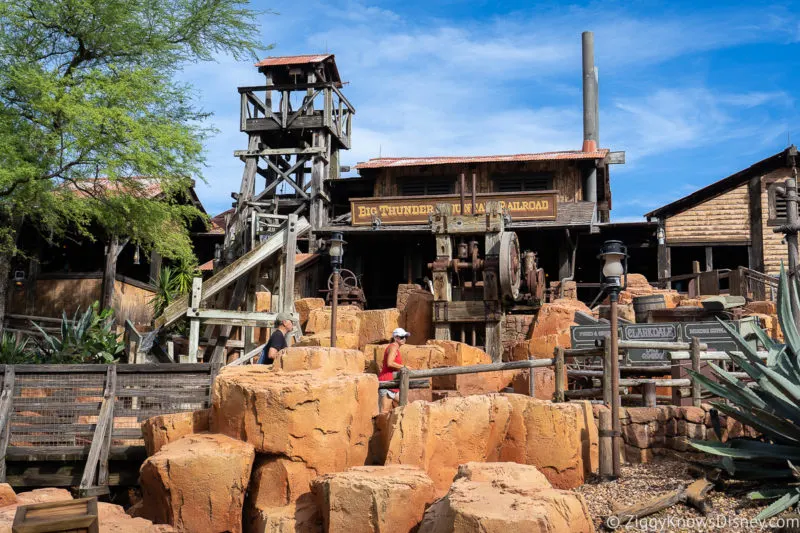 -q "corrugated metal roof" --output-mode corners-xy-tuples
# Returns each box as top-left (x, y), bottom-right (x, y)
(355, 150), (609, 170)
(254, 54), (333, 67)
